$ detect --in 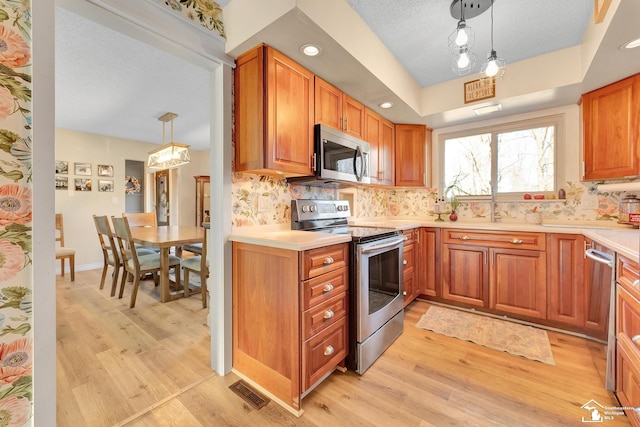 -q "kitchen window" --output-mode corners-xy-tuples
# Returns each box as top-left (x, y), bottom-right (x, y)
(441, 115), (561, 198)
